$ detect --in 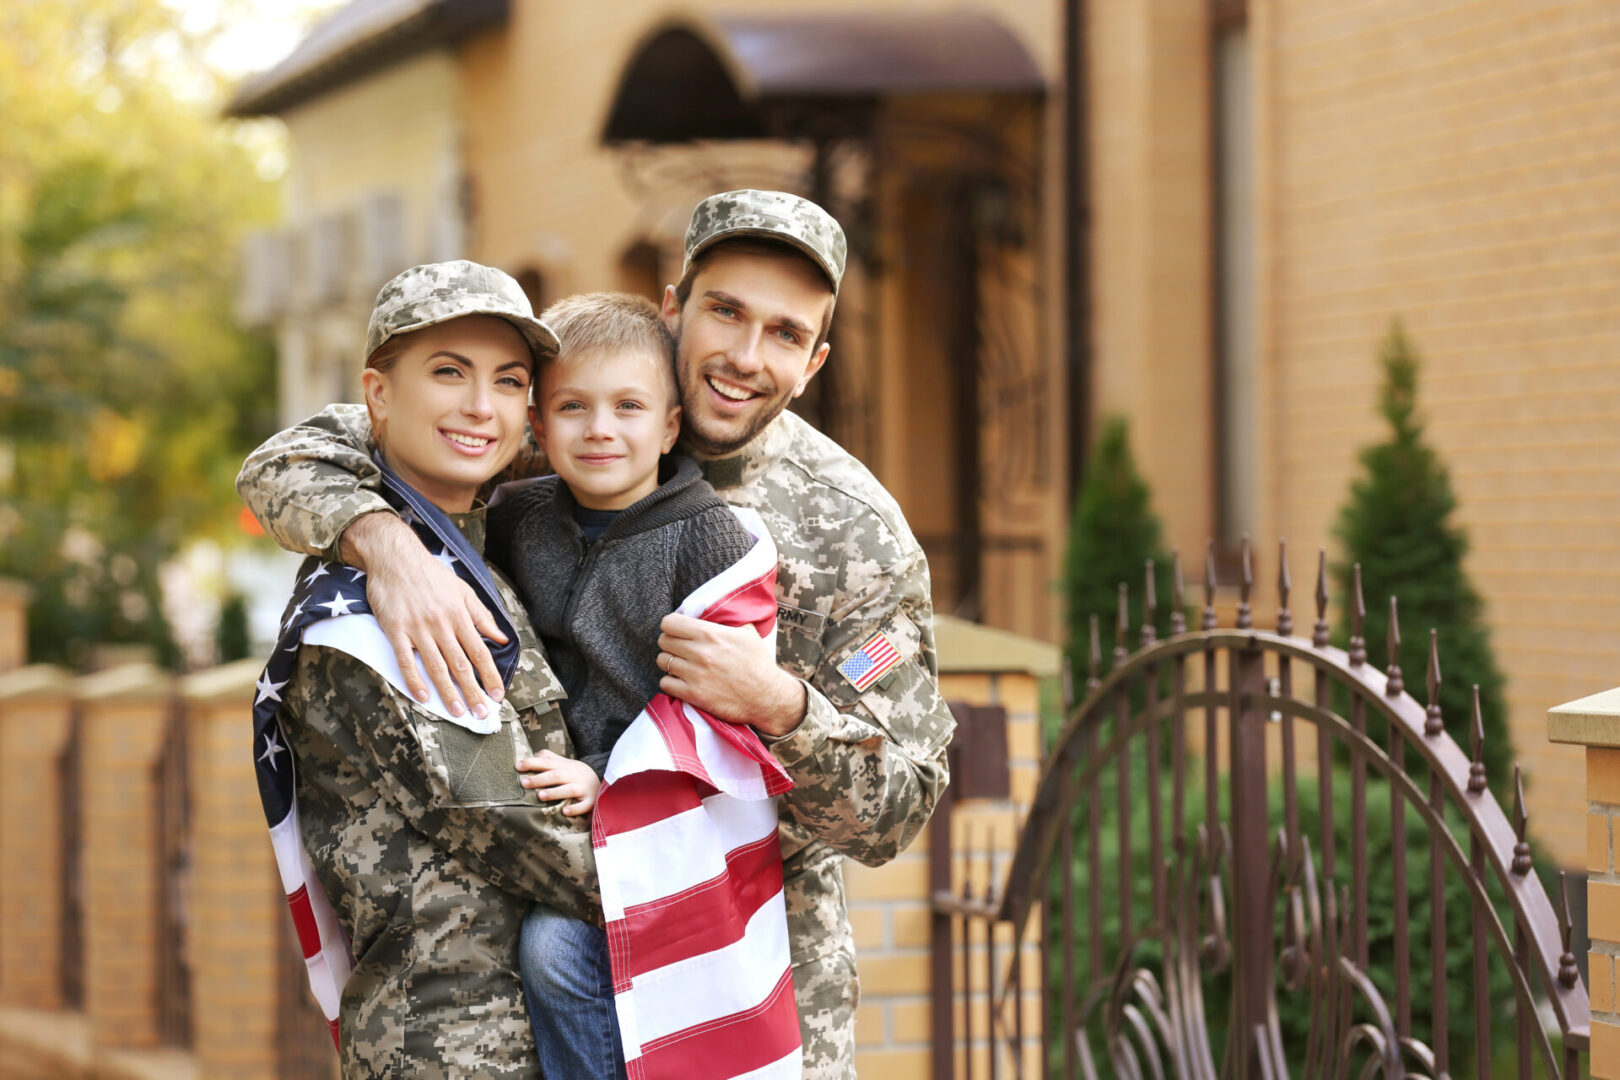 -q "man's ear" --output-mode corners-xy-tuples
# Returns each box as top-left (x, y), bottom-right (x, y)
(527, 403), (548, 456)
(660, 284), (682, 333)
(661, 404), (682, 455)
(791, 342), (831, 399)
